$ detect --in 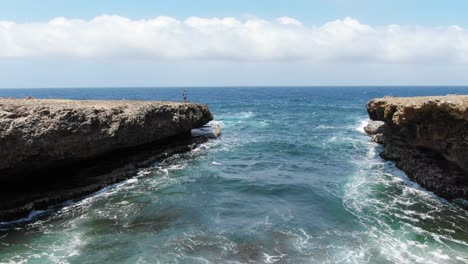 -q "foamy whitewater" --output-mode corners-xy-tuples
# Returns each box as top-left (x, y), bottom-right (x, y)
(0, 87), (467, 263)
